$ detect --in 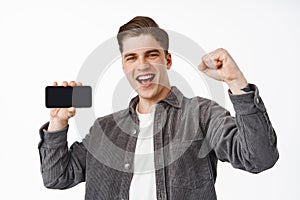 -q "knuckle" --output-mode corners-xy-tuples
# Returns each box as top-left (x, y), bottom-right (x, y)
(203, 54), (210, 62)
(219, 48), (228, 54)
